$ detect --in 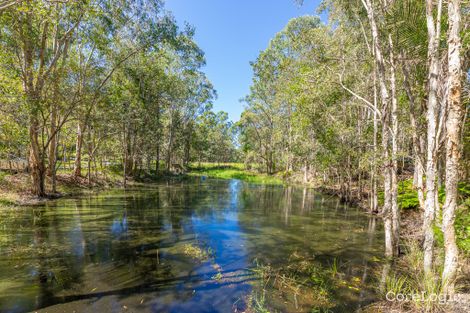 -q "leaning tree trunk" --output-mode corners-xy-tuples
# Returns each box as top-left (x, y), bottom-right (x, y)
(423, 0), (443, 275)
(441, 0), (462, 295)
